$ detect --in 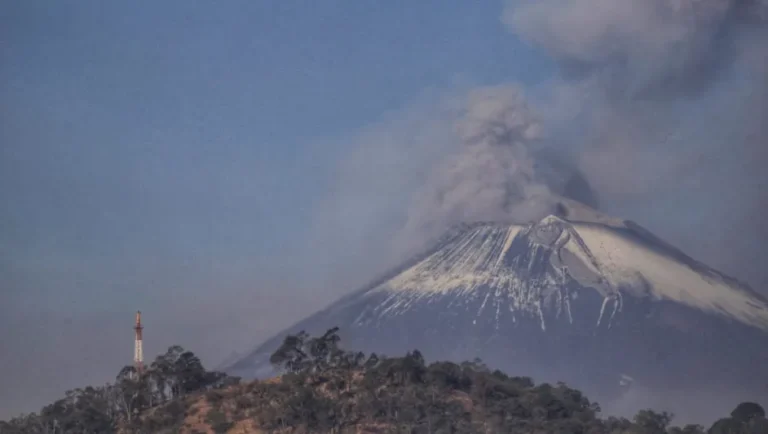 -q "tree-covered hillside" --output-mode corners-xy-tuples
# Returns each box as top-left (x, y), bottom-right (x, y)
(0, 345), (238, 434)
(2, 327), (766, 434)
